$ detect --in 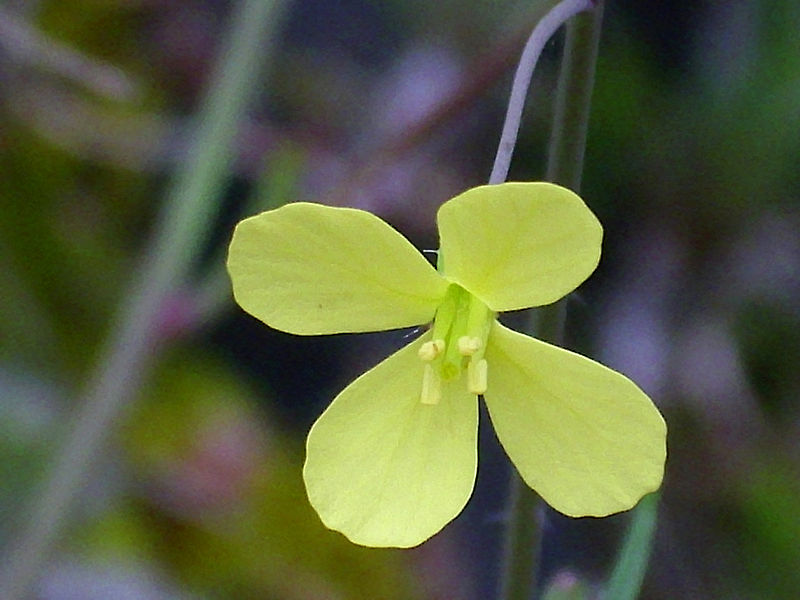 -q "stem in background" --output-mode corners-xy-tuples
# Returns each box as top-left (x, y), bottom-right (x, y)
(546, 1), (604, 189)
(0, 2), (286, 598)
(495, 3), (603, 600)
(0, 5), (137, 100)
(603, 493), (660, 600)
(496, 474), (543, 600)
